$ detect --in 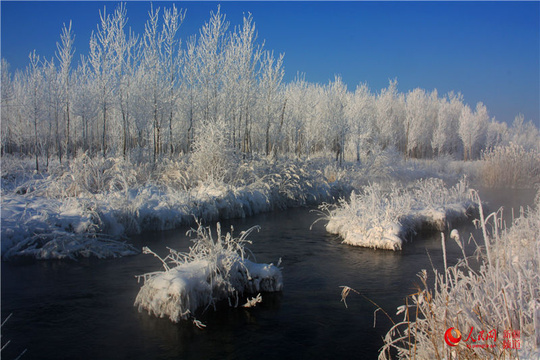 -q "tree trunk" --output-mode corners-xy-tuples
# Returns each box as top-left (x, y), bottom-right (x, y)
(34, 109), (39, 172)
(66, 101), (70, 159)
(102, 101), (107, 157)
